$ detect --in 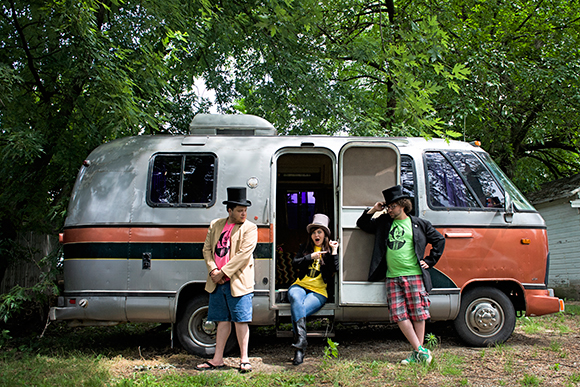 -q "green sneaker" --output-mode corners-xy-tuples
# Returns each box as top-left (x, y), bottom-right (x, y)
(400, 350), (418, 365)
(416, 347), (432, 364)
